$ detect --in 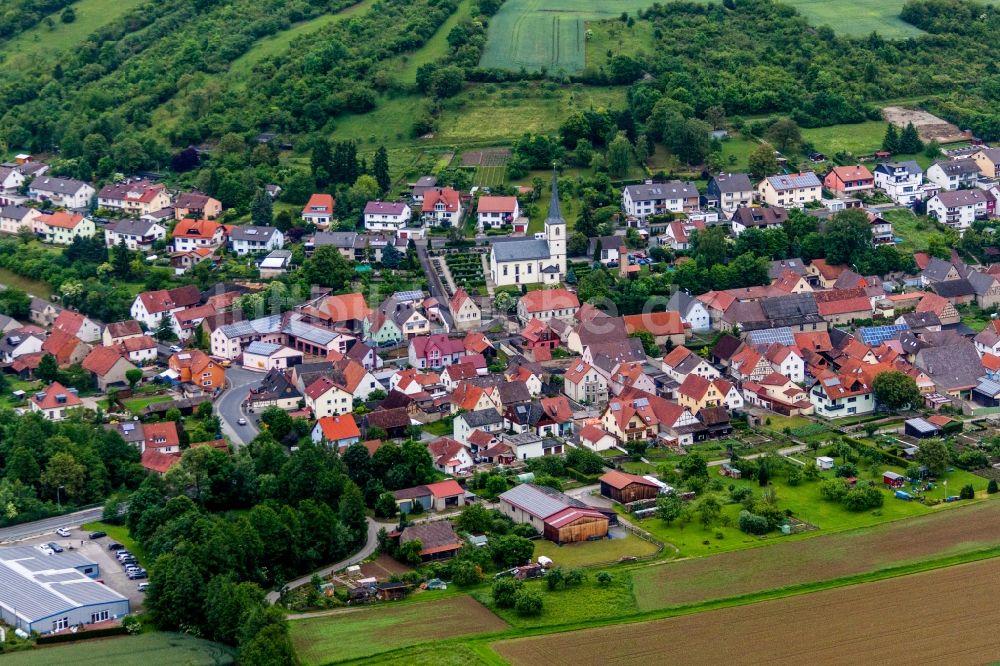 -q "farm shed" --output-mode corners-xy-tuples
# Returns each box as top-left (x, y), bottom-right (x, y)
(904, 418), (941, 439)
(600, 470), (661, 504)
(816, 456), (835, 470)
(883, 471), (906, 488)
(499, 483), (609, 544)
(399, 522), (462, 561)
